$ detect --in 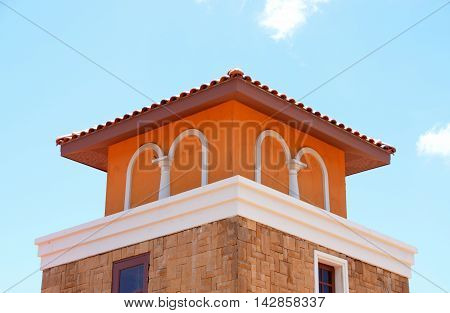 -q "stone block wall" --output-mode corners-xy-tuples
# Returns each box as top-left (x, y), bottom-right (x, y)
(236, 217), (408, 292)
(41, 216), (408, 293)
